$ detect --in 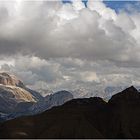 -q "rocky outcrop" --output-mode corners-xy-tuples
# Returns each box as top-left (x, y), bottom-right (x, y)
(0, 73), (37, 121)
(0, 84), (36, 113)
(0, 73), (36, 118)
(0, 72), (25, 88)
